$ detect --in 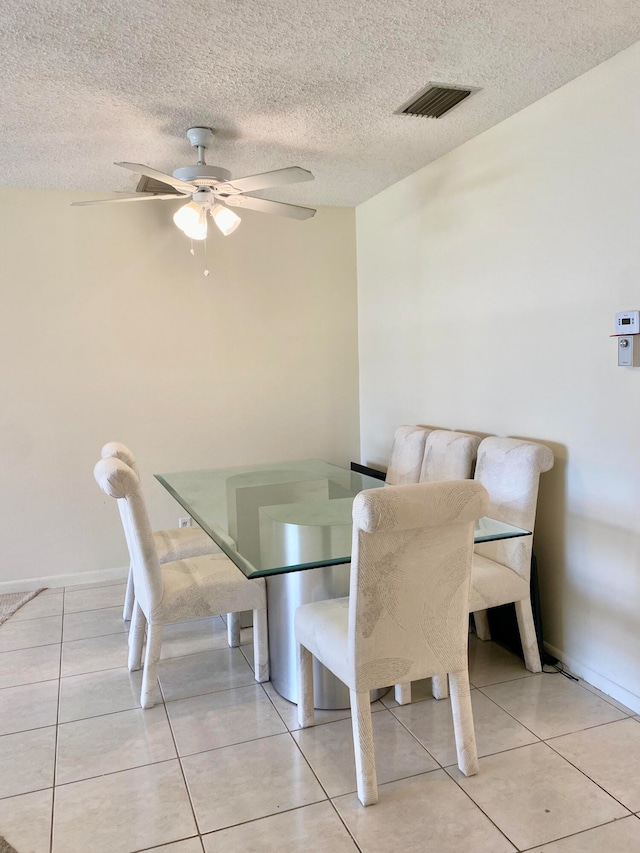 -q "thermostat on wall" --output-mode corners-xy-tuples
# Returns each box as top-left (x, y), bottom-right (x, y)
(615, 311), (640, 335)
